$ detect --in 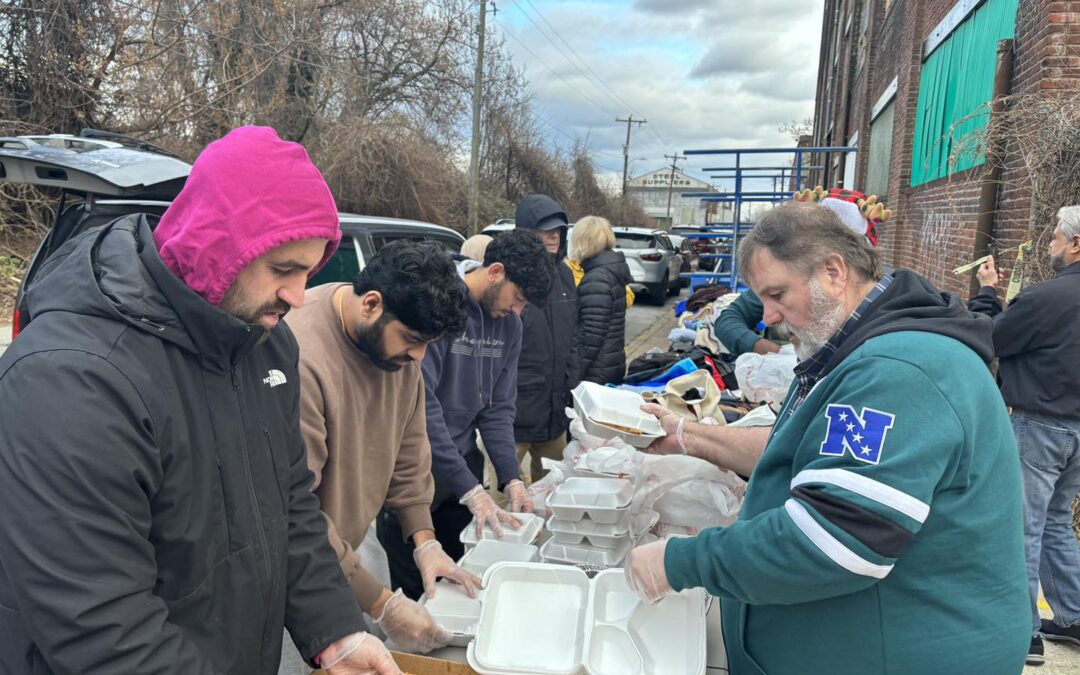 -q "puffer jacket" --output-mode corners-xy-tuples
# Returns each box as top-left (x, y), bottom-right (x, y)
(577, 249), (632, 385)
(0, 215), (365, 674)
